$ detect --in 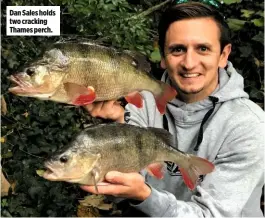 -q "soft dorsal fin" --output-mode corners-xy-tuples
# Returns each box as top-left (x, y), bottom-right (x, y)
(121, 50), (151, 73)
(147, 127), (175, 147)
